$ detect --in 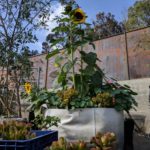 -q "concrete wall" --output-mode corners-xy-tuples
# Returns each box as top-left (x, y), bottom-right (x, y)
(119, 78), (150, 133)
(30, 27), (150, 89)
(119, 78), (150, 115)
